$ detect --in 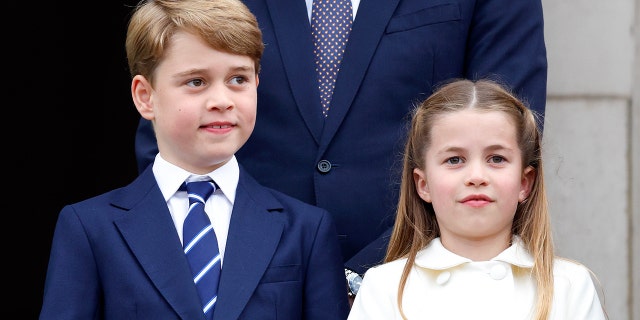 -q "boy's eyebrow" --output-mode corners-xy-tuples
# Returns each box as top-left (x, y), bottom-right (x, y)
(230, 65), (254, 72)
(175, 65), (255, 77)
(229, 65), (257, 74)
(174, 68), (206, 78)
